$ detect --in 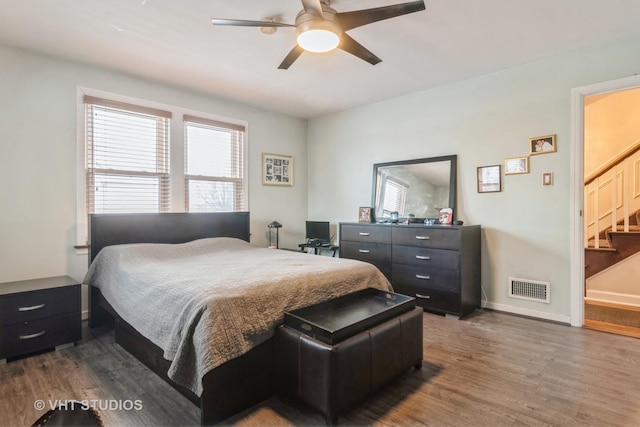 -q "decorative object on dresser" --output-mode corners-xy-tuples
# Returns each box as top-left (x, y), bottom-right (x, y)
(0, 276), (81, 362)
(358, 206), (372, 223)
(339, 223), (481, 318)
(372, 155), (457, 224)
